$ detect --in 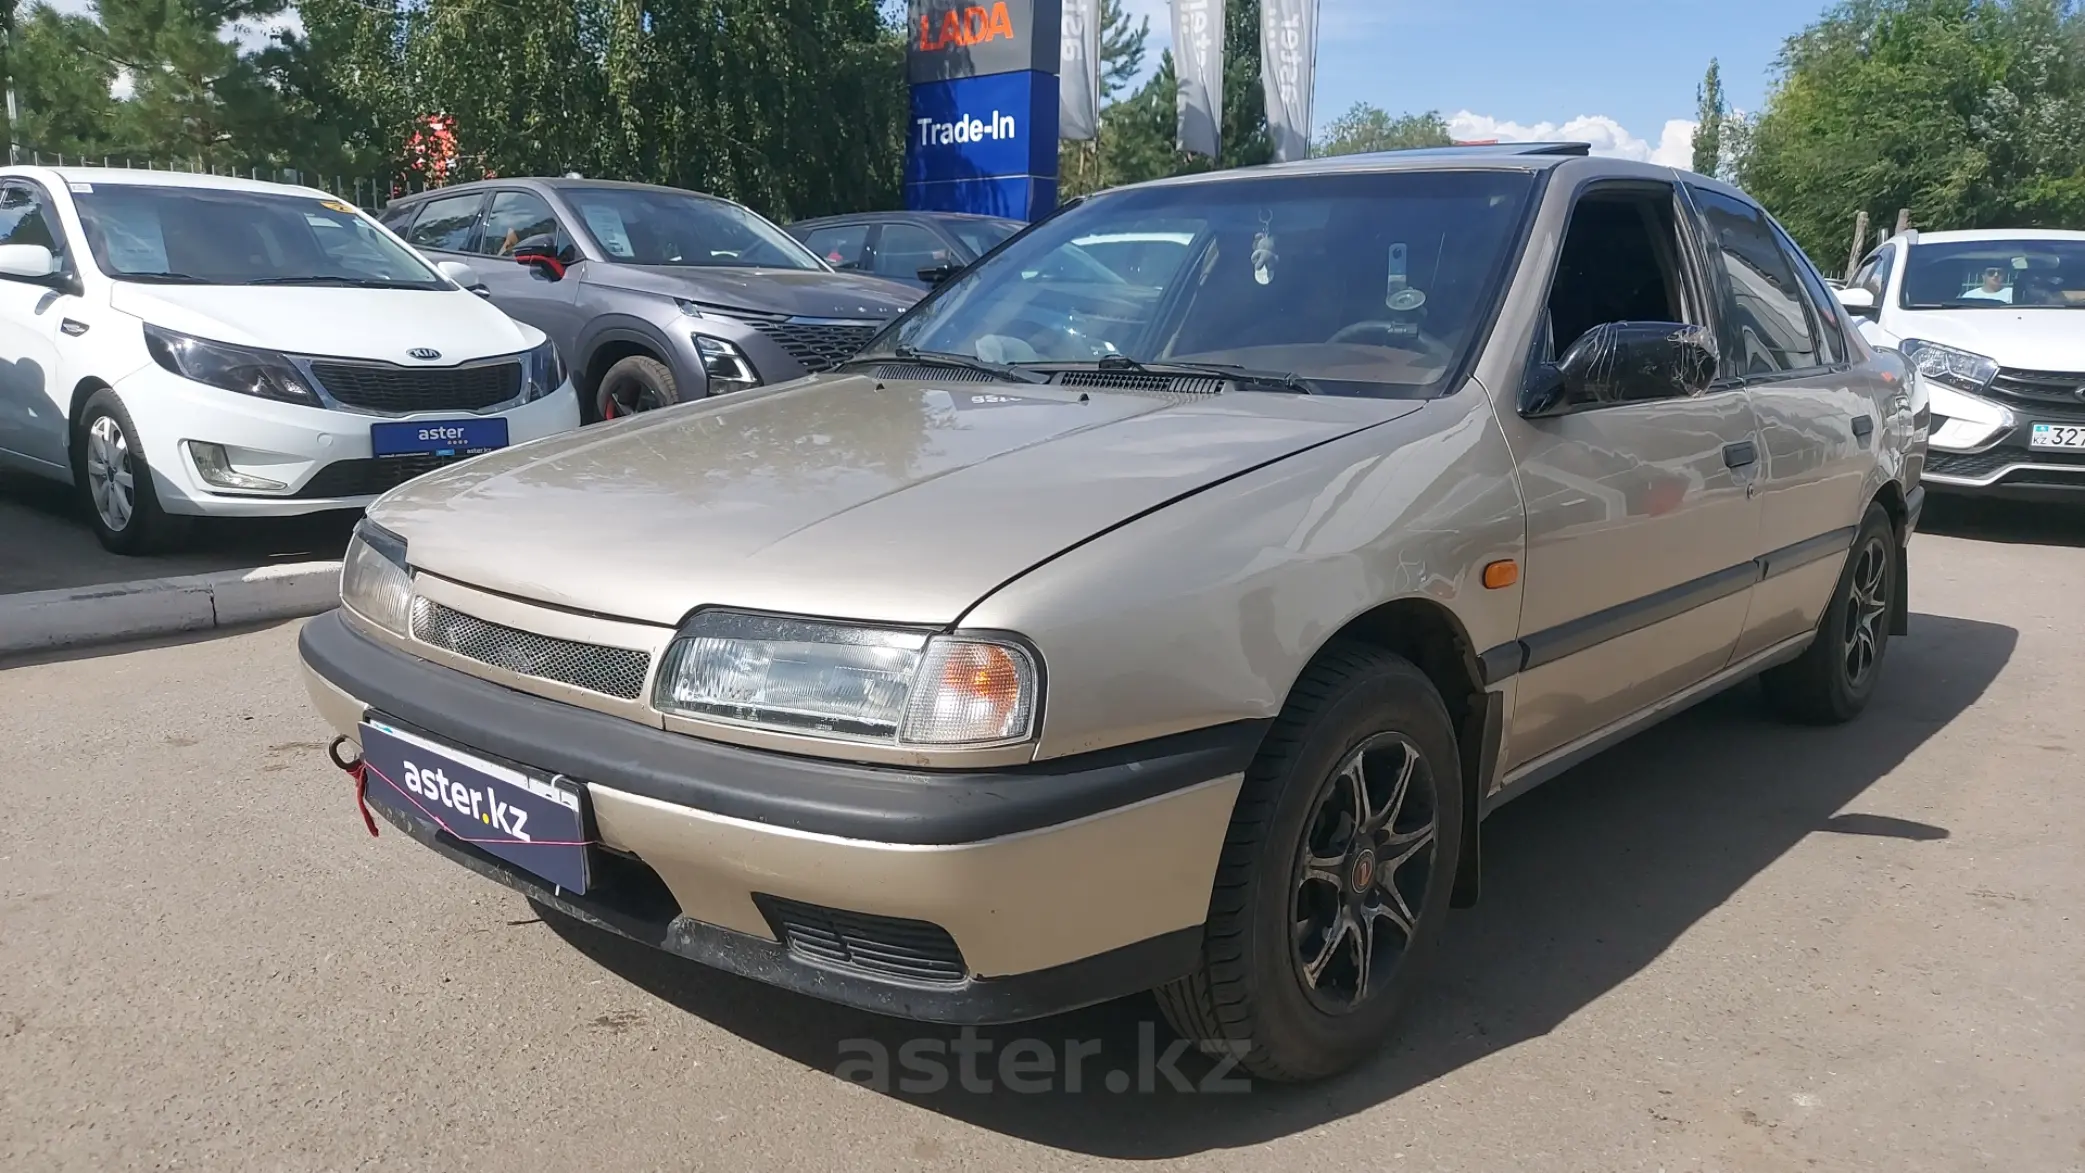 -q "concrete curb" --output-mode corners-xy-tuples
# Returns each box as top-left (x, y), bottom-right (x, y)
(0, 561), (341, 656)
